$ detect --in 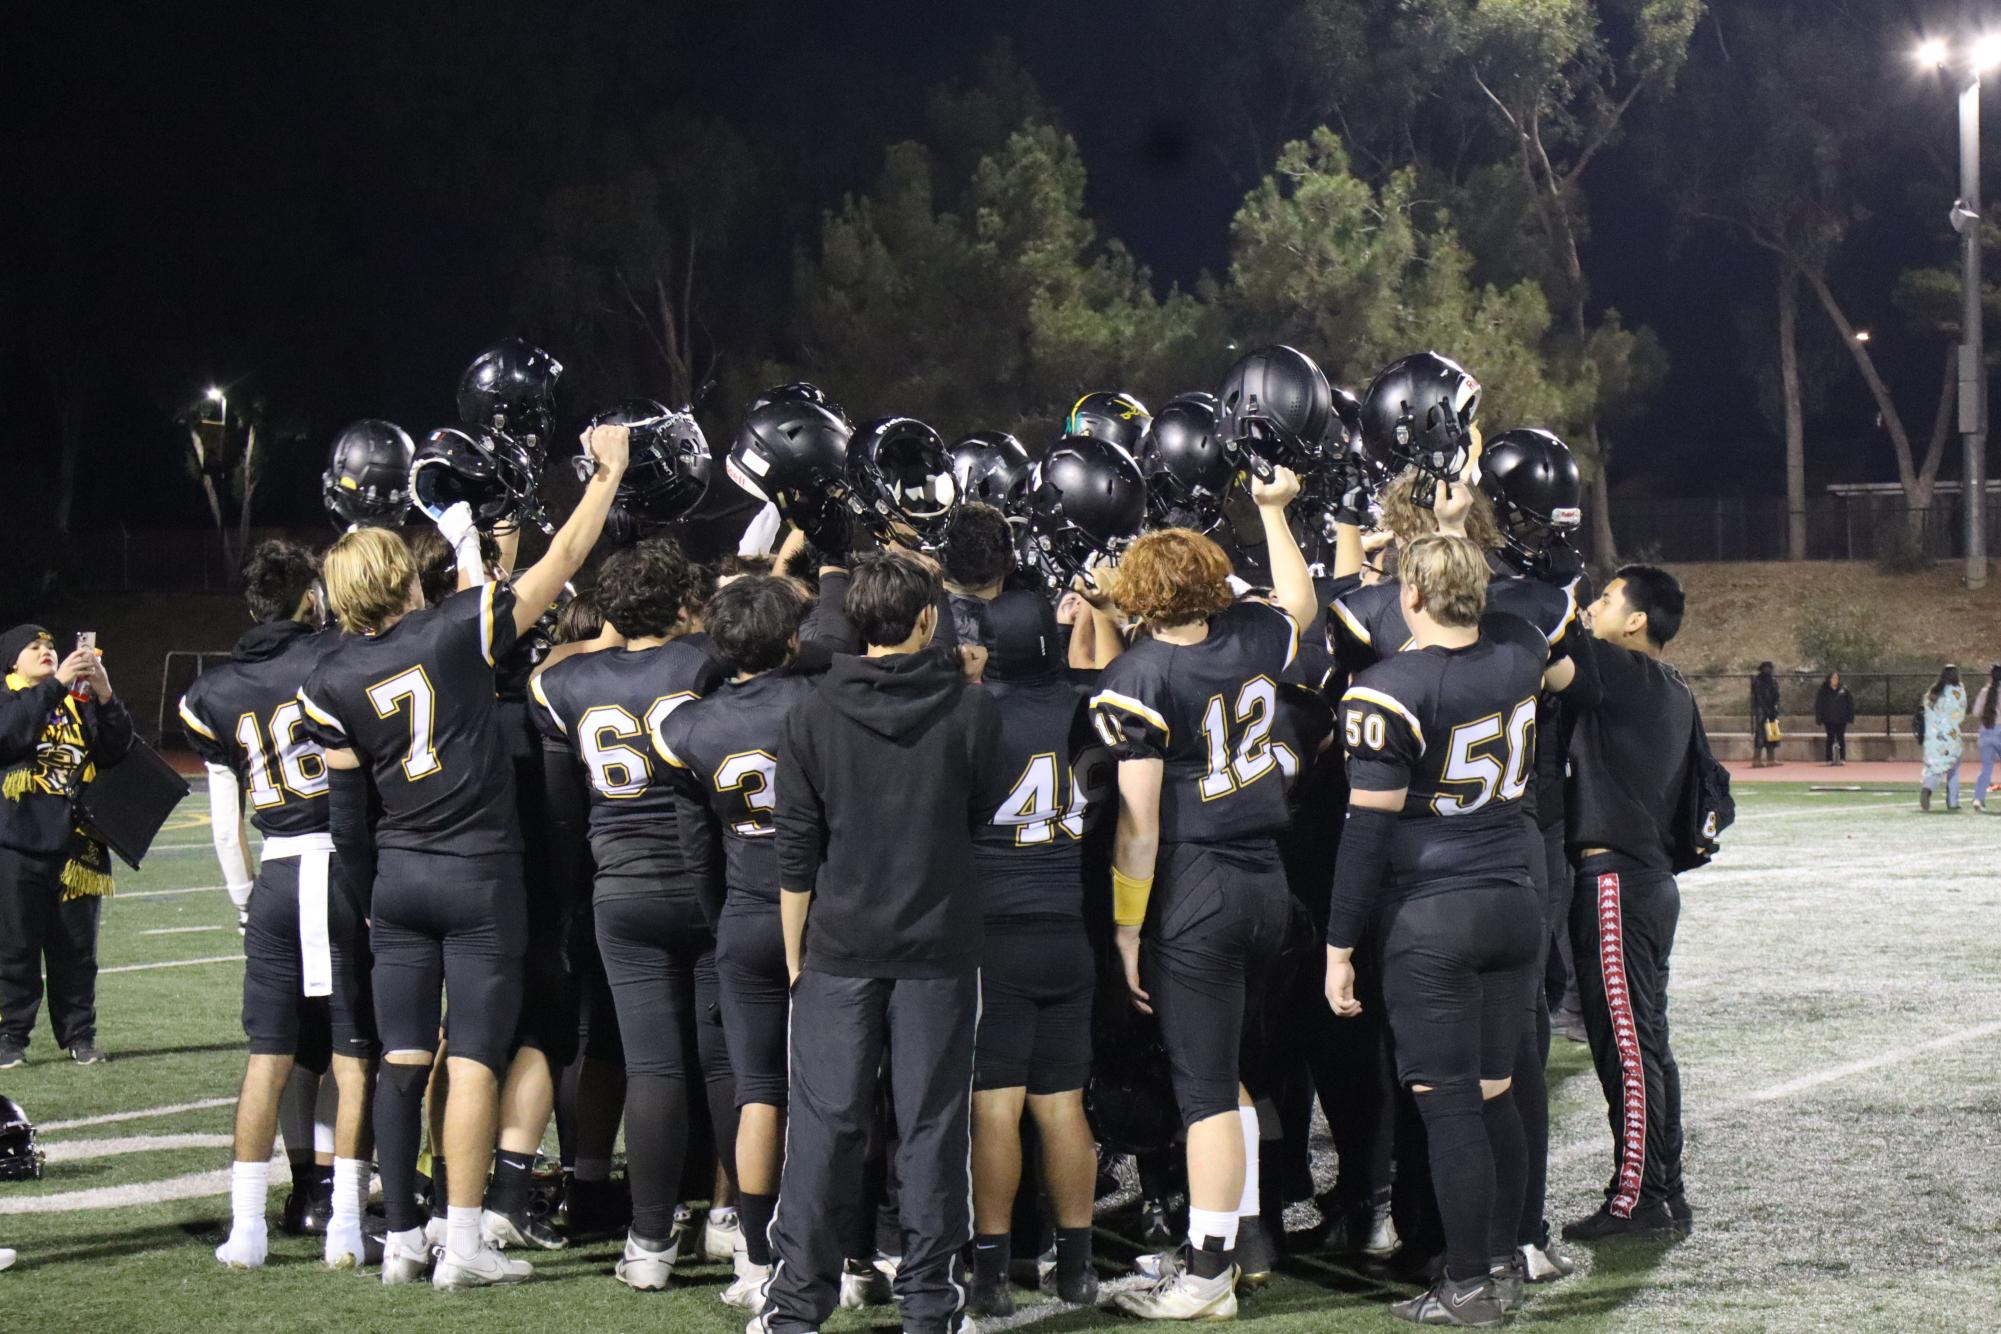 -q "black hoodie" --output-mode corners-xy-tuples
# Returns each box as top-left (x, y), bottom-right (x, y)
(776, 646), (1006, 978)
